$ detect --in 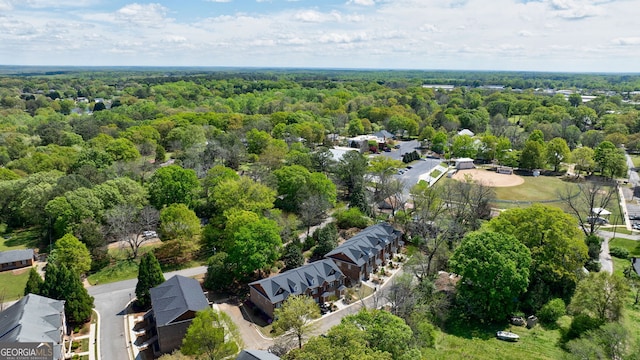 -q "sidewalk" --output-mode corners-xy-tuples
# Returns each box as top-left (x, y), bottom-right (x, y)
(68, 310), (98, 360)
